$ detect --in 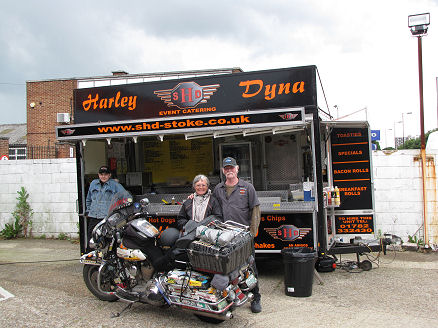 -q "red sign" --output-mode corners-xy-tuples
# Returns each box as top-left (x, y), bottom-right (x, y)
(154, 82), (220, 109)
(0, 155), (9, 160)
